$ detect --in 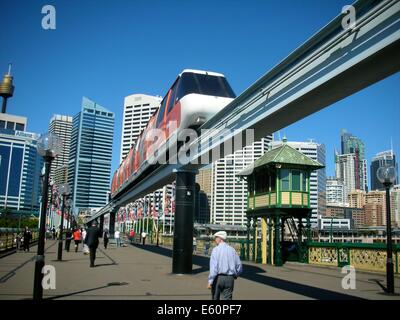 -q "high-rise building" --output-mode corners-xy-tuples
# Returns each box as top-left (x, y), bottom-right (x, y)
(0, 113), (26, 131)
(335, 153), (358, 202)
(364, 203), (384, 227)
(196, 167), (212, 223)
(49, 115), (72, 185)
(348, 189), (366, 208)
(68, 97), (114, 213)
(270, 139), (326, 224)
(370, 150), (398, 191)
(120, 94), (161, 163)
(392, 185), (400, 228)
(211, 136), (273, 226)
(340, 129), (367, 191)
(326, 177), (345, 205)
(0, 113), (42, 213)
(365, 191), (386, 226)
